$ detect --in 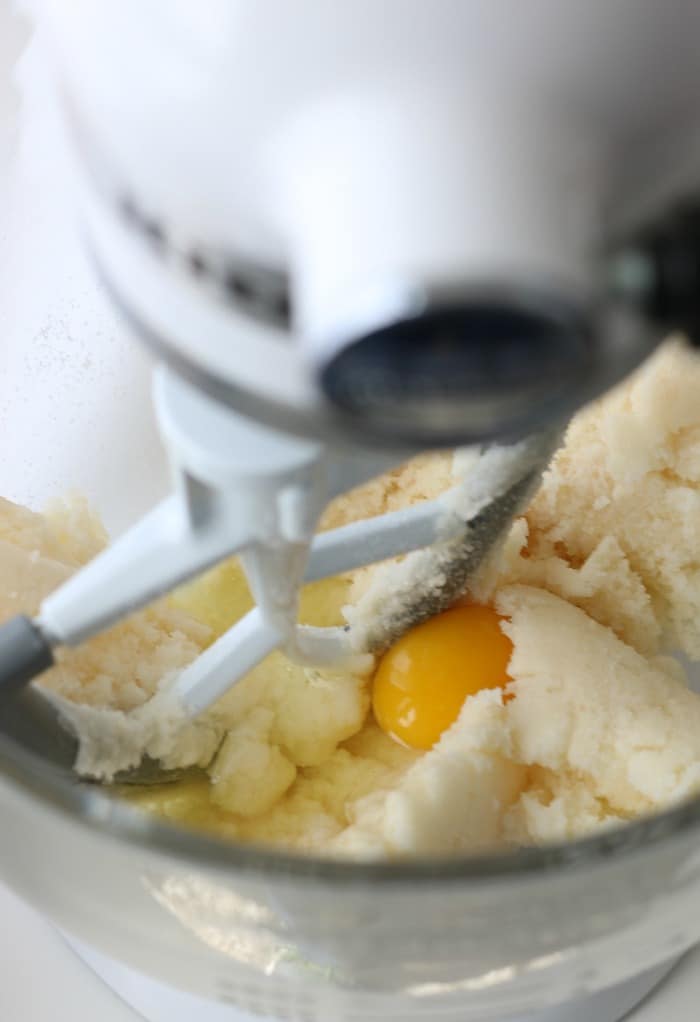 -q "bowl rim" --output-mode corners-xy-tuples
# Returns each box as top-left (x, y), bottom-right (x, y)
(2, 728), (699, 886)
